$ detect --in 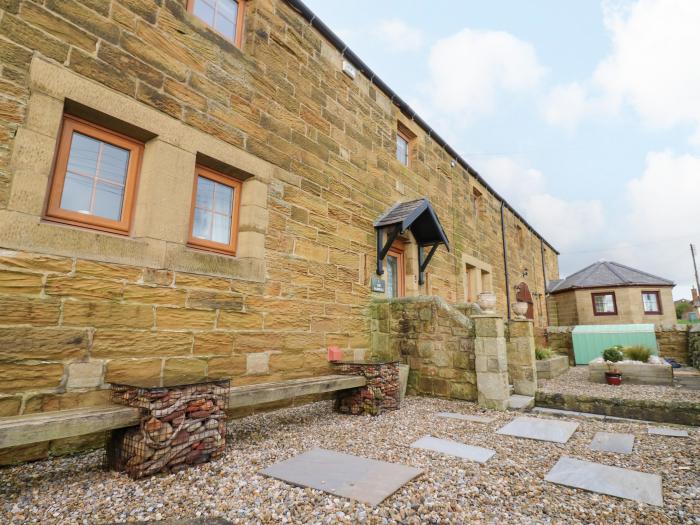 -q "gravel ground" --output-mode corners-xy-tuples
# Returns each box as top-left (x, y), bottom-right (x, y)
(1, 397), (698, 525)
(539, 365), (700, 402)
